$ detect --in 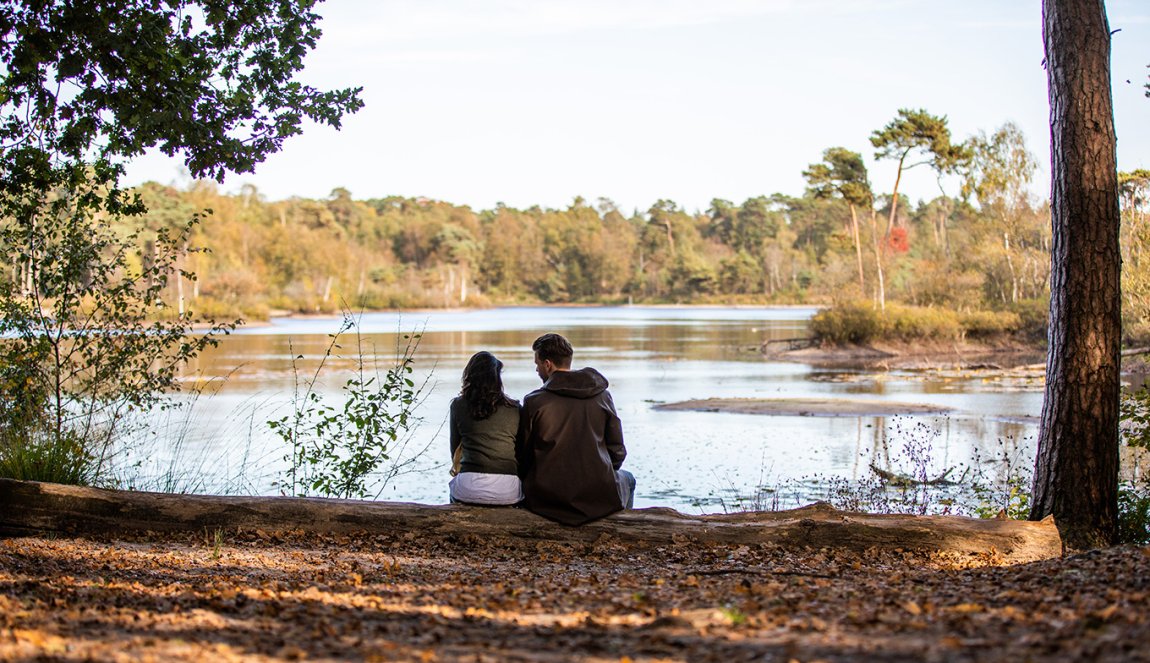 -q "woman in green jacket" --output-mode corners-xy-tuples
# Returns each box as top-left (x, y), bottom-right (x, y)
(448, 351), (523, 505)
